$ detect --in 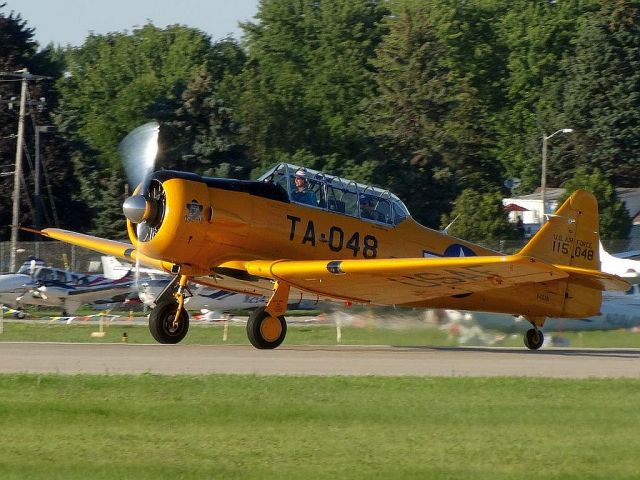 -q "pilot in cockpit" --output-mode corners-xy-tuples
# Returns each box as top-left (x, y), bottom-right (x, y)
(291, 169), (318, 206)
(359, 194), (386, 222)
